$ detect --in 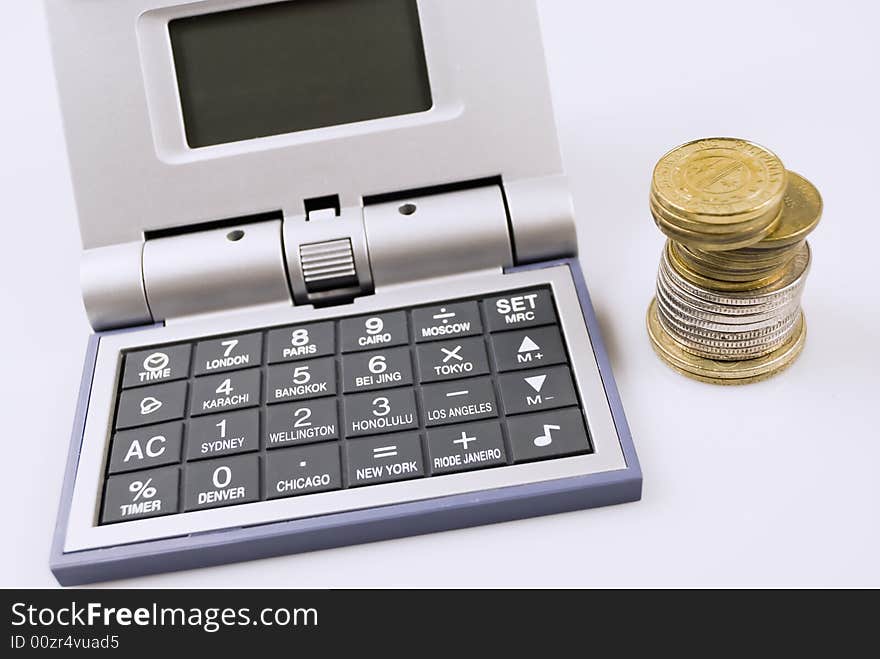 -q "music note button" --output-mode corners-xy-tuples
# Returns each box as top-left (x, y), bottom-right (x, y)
(505, 408), (591, 463)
